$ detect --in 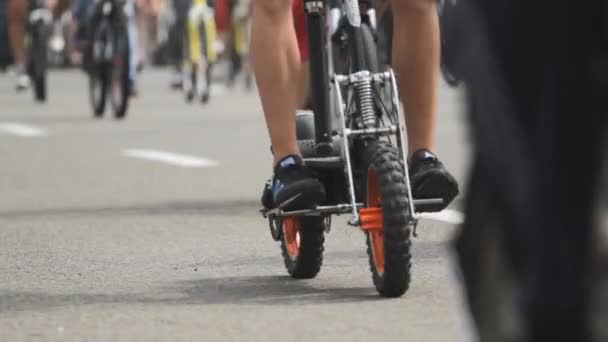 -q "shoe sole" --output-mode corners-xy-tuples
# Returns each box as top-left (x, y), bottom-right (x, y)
(412, 171), (459, 213)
